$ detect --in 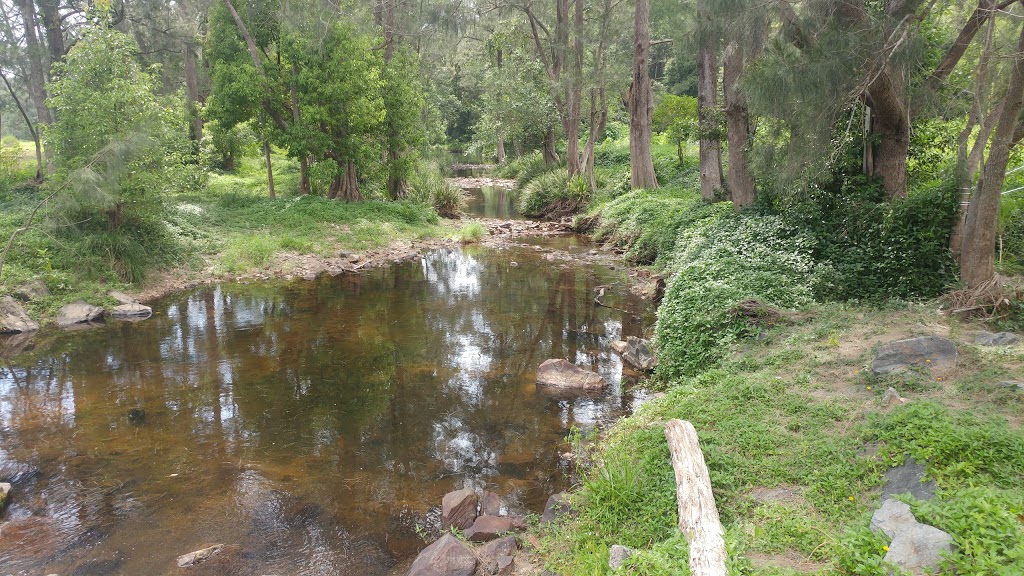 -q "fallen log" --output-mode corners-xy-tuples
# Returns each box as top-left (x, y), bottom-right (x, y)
(664, 419), (727, 576)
